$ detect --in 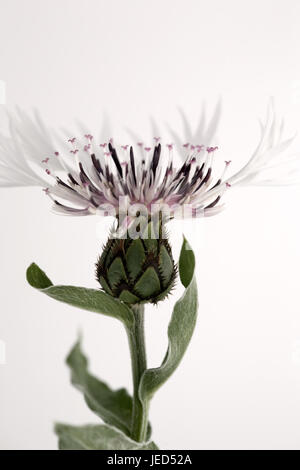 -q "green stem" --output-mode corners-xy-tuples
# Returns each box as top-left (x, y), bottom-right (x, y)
(126, 304), (149, 442)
